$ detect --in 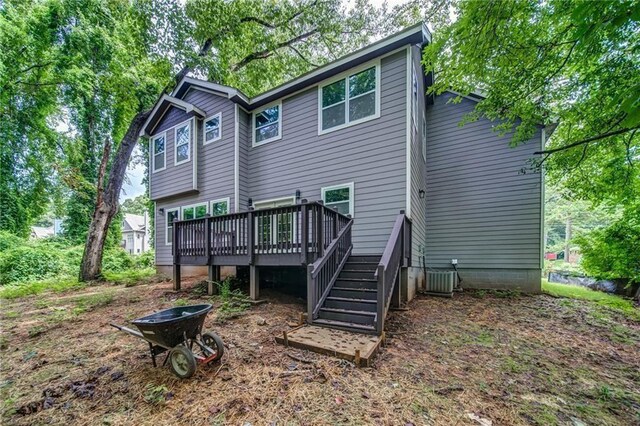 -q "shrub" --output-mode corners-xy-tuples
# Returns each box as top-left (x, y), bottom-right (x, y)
(0, 245), (65, 284)
(134, 250), (155, 269)
(0, 231), (24, 252)
(102, 248), (134, 273)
